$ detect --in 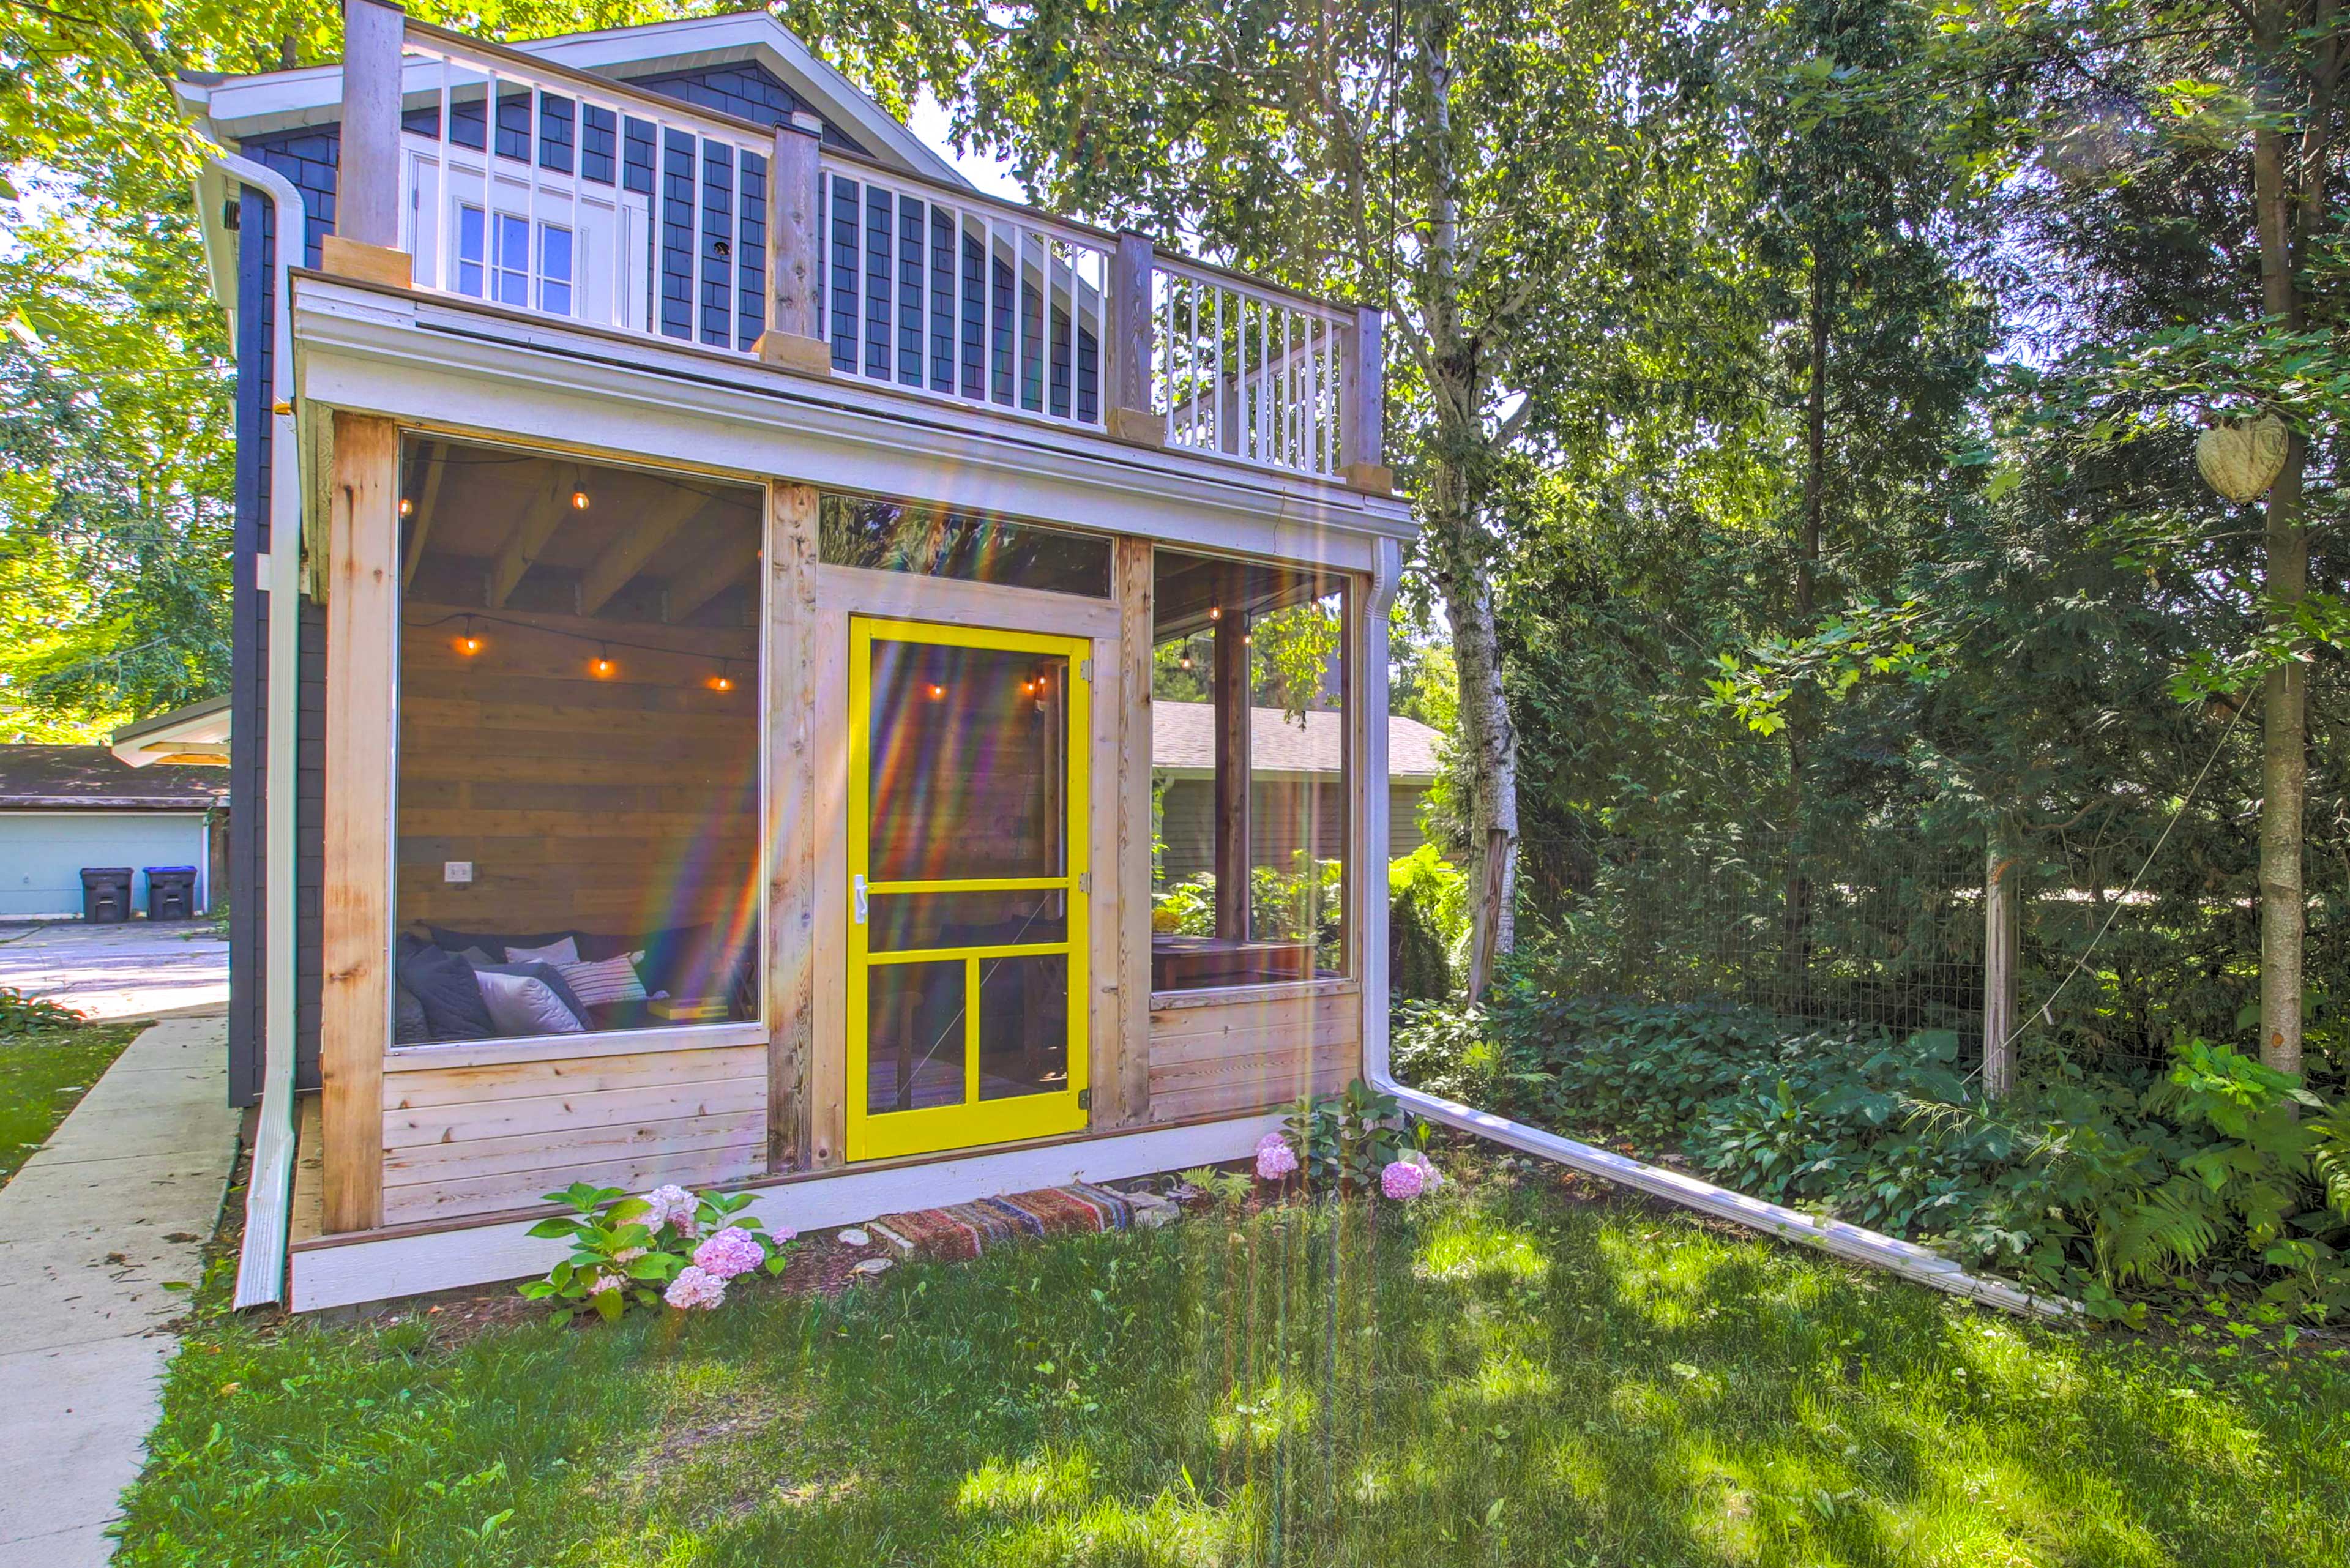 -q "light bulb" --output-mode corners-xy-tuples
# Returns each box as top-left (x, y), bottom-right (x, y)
(591, 645), (616, 678)
(456, 635), (482, 657)
(928, 683), (945, 700)
(398, 497), (414, 517)
(1208, 604), (1222, 621)
(707, 673), (734, 692)
(571, 490), (591, 511)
